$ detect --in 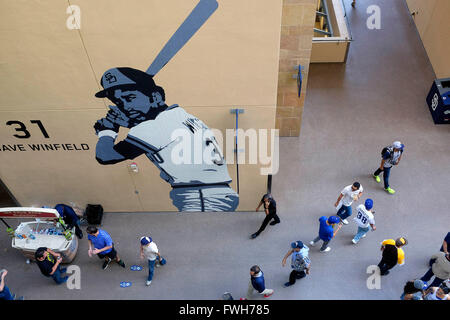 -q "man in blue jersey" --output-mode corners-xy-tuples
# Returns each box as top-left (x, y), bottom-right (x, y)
(310, 216), (341, 253)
